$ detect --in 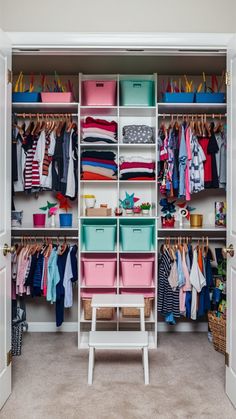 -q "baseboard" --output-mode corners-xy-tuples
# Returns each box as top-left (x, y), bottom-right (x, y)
(27, 322), (78, 332)
(158, 322), (208, 332)
(27, 321), (208, 333)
